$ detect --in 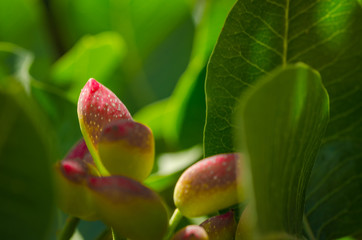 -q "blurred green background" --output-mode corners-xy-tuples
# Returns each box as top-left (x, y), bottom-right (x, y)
(0, 0), (235, 239)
